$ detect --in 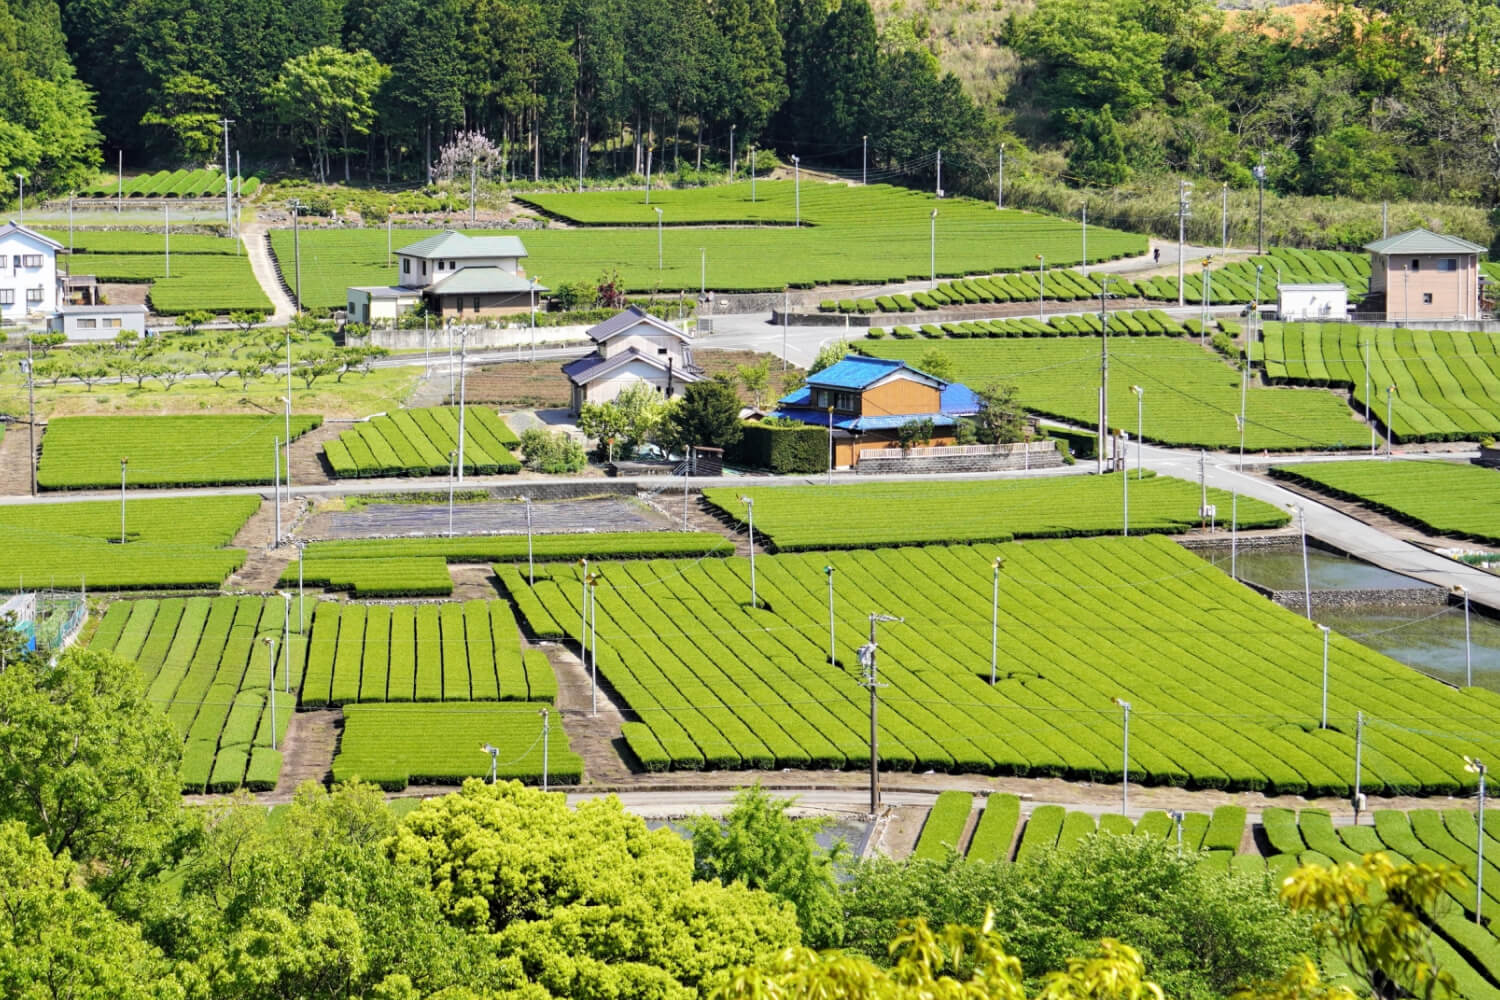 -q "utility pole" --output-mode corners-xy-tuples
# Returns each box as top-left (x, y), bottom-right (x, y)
(1098, 277), (1114, 475)
(1466, 756), (1487, 924)
(1221, 182), (1228, 255)
(1199, 449), (1207, 528)
(935, 148), (942, 198)
(1081, 204), (1088, 275)
(457, 326), (468, 483)
(23, 335), (34, 495)
(997, 144), (1004, 209)
(862, 135), (868, 186)
(164, 204), (170, 278)
(221, 118), (235, 236)
(858, 614), (902, 817)
(1353, 710), (1364, 823)
(540, 708), (550, 792)
(1178, 180), (1193, 307)
(728, 124), (735, 180)
(1114, 697), (1132, 814)
(289, 199), (304, 314)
